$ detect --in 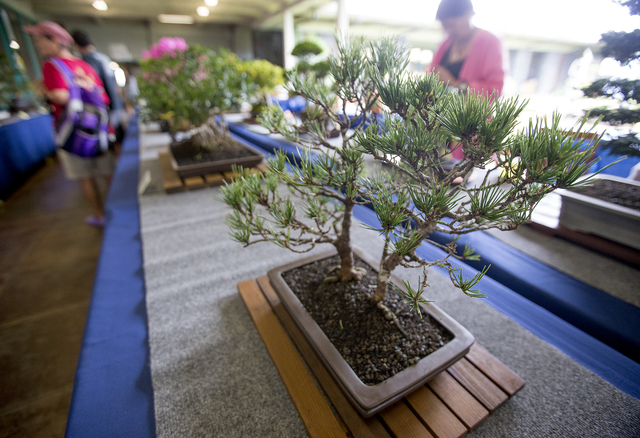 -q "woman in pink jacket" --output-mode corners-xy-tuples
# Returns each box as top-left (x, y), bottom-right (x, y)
(430, 0), (504, 97)
(430, 0), (505, 159)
